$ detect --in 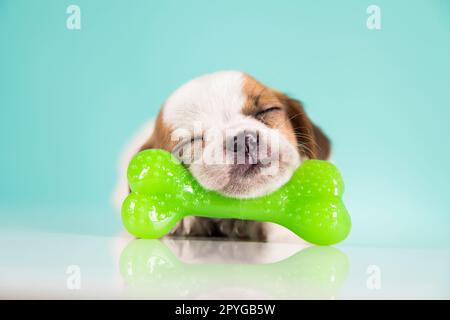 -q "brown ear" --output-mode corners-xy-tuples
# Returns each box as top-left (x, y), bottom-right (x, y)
(139, 137), (154, 152)
(138, 109), (173, 152)
(281, 96), (331, 160)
